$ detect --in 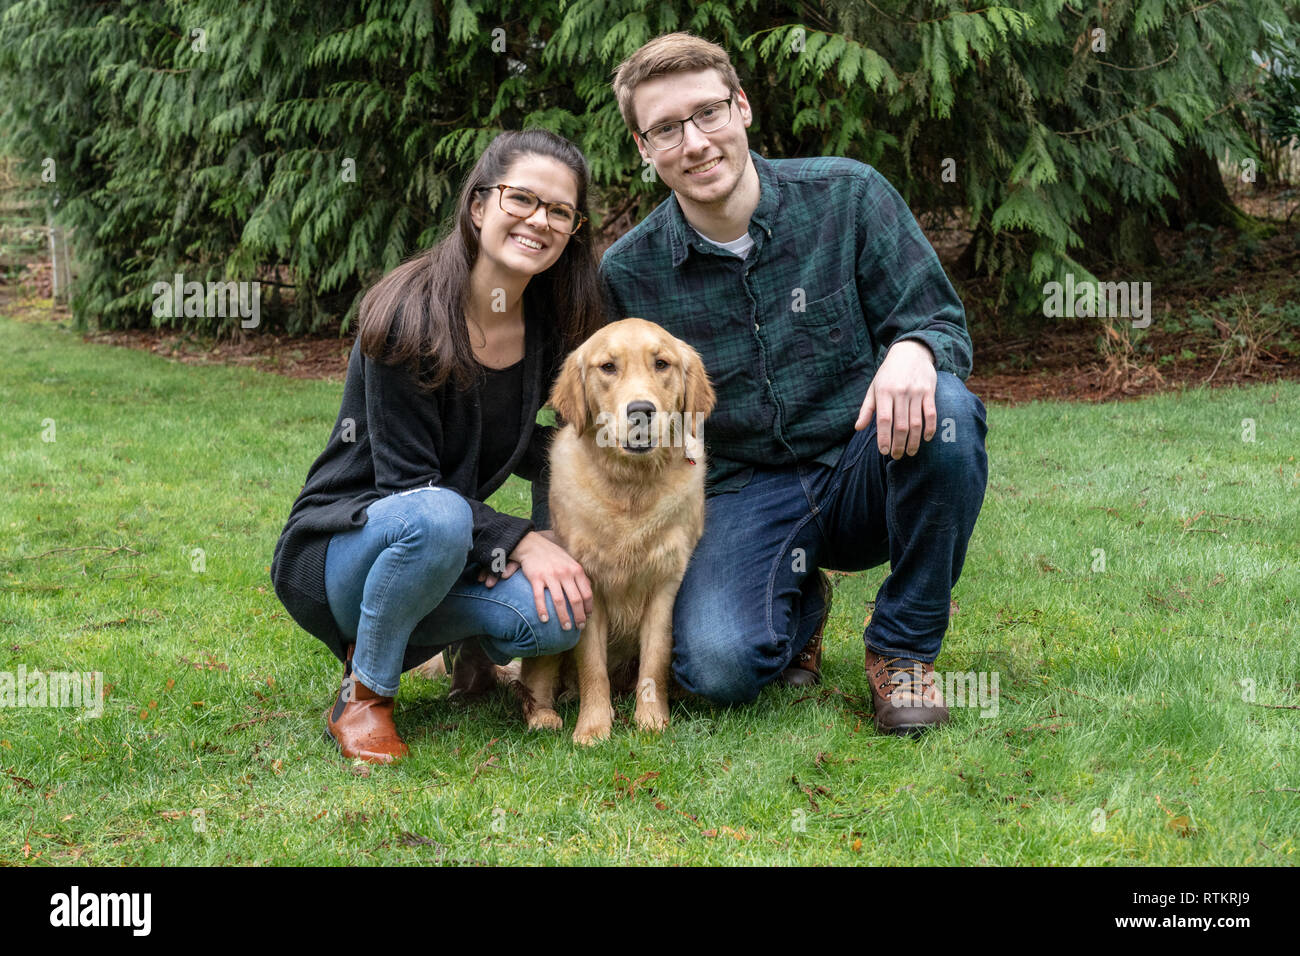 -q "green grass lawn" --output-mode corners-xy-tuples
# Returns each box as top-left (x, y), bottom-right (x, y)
(2, 310), (1297, 866)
